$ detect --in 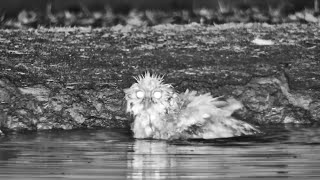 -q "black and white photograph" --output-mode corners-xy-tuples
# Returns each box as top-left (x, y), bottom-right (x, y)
(0, 0), (320, 179)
